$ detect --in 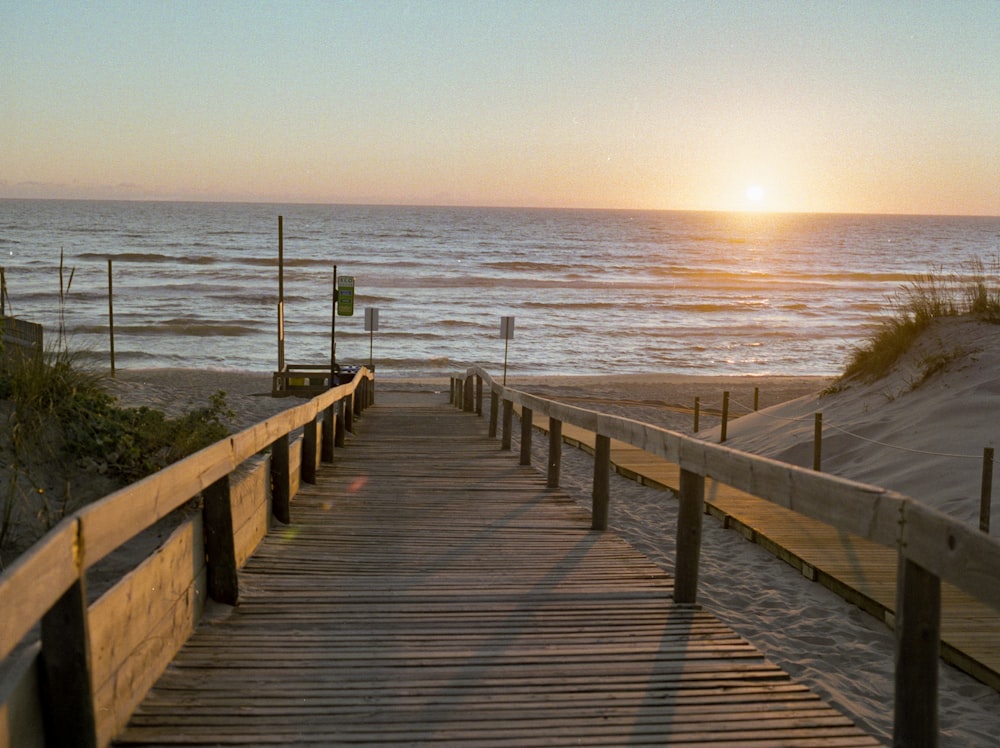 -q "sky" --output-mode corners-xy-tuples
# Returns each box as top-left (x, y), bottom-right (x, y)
(2, 1), (998, 215)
